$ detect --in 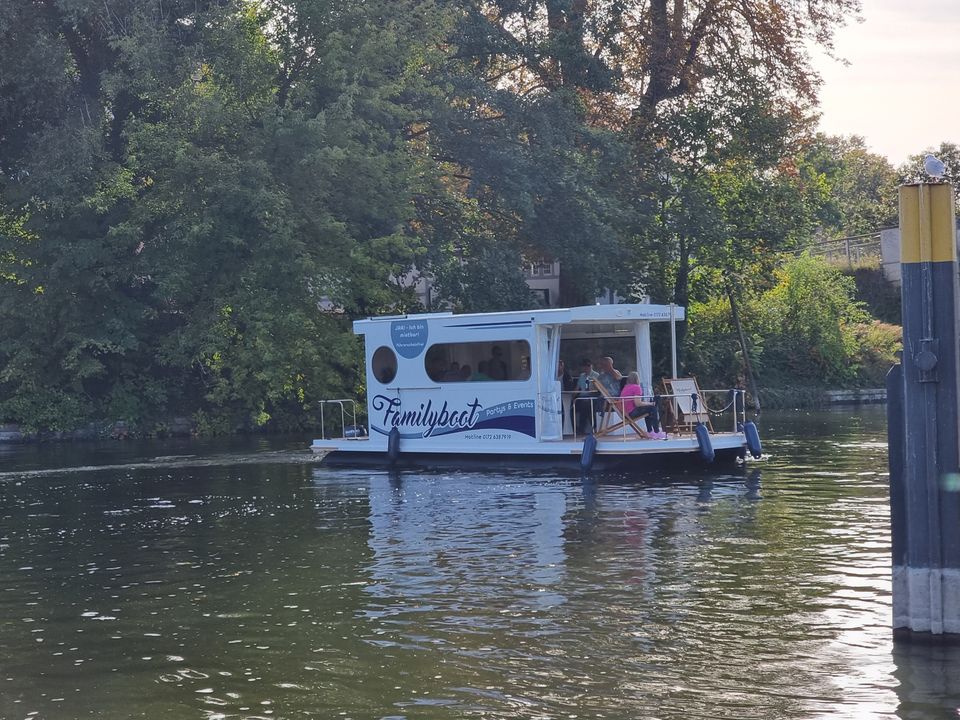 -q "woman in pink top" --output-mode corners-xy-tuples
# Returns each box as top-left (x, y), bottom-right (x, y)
(620, 372), (665, 438)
